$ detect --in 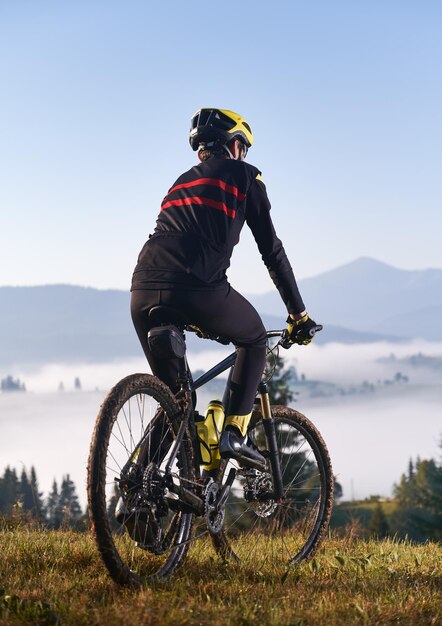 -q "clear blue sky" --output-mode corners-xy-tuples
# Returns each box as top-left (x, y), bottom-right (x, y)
(1, 1), (441, 293)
